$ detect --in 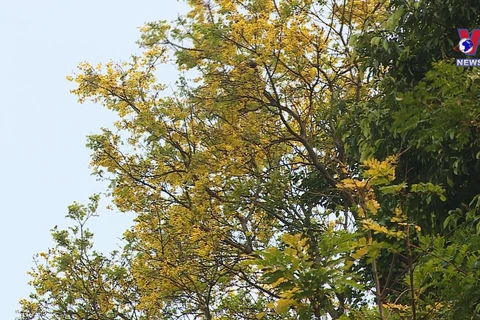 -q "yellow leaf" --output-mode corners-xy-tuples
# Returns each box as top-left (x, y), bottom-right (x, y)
(366, 199), (380, 215)
(281, 233), (298, 247)
(358, 207), (365, 218)
(276, 298), (296, 313)
(344, 259), (354, 270)
(271, 277), (289, 288)
(352, 246), (369, 260)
